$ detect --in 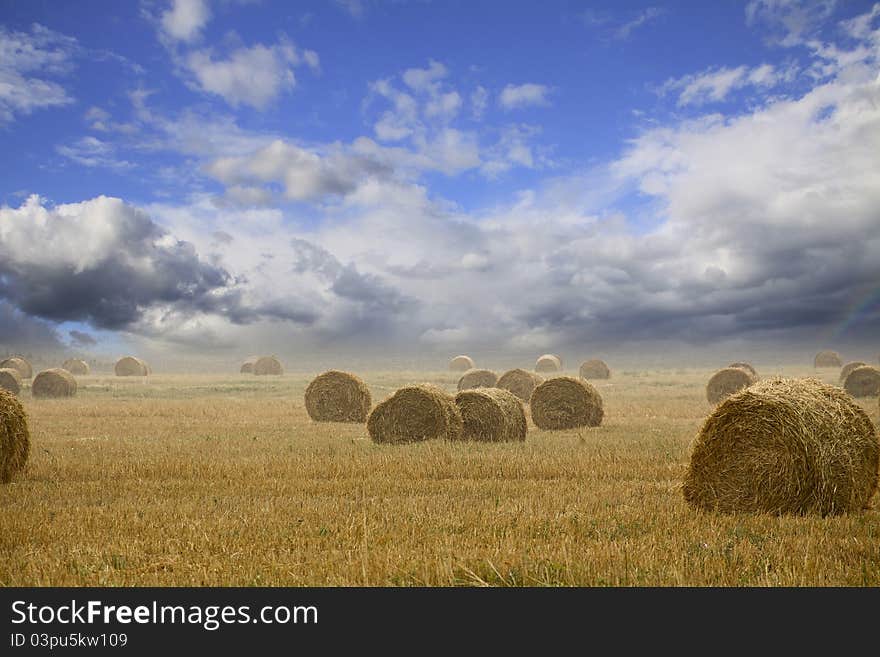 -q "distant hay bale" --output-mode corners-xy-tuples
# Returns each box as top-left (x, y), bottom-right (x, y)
(454, 387), (527, 442)
(115, 356), (150, 377)
(32, 368), (77, 398)
(449, 355), (475, 371)
(530, 376), (604, 430)
(0, 369), (22, 395)
(496, 368), (544, 402)
(253, 355), (283, 376)
(240, 358), (256, 374)
(706, 367), (757, 404)
(814, 350), (842, 368)
(0, 389), (29, 483)
(61, 358), (90, 375)
(535, 354), (562, 373)
(367, 384), (462, 444)
(579, 359), (611, 380)
(728, 362), (757, 378)
(843, 366), (880, 398)
(0, 357), (32, 379)
(840, 361), (867, 383)
(457, 368), (498, 391)
(304, 370), (372, 423)
(683, 377), (879, 515)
